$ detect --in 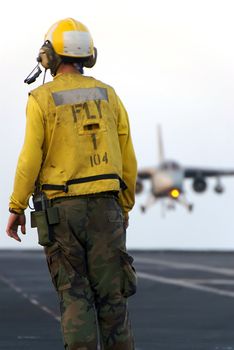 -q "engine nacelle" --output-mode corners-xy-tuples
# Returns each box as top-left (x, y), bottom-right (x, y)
(192, 177), (207, 193)
(214, 184), (224, 194)
(135, 180), (144, 194)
